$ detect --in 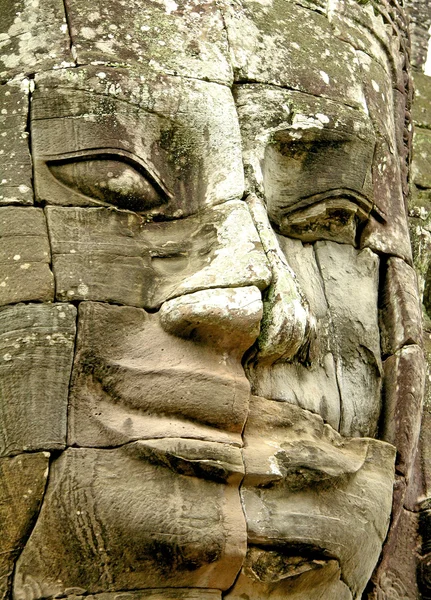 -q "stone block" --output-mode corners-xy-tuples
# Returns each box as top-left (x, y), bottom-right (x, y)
(223, 0), (365, 108)
(68, 301), (251, 447)
(32, 68), (244, 216)
(0, 0), (72, 81)
(240, 397), (396, 599)
(0, 452), (49, 600)
(0, 303), (76, 457)
(381, 344), (425, 480)
(380, 257), (422, 355)
(225, 554), (352, 600)
(314, 241), (382, 437)
(65, 0), (232, 84)
(412, 129), (431, 189)
(14, 446), (246, 597)
(0, 81), (32, 205)
(0, 207), (54, 306)
(46, 201), (270, 309)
